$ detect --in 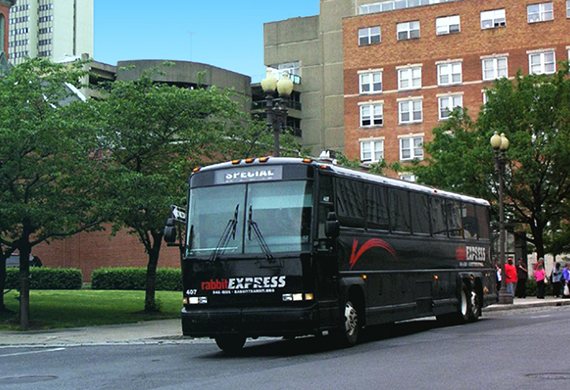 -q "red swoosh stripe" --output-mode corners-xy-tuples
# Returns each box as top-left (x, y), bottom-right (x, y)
(349, 239), (397, 270)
